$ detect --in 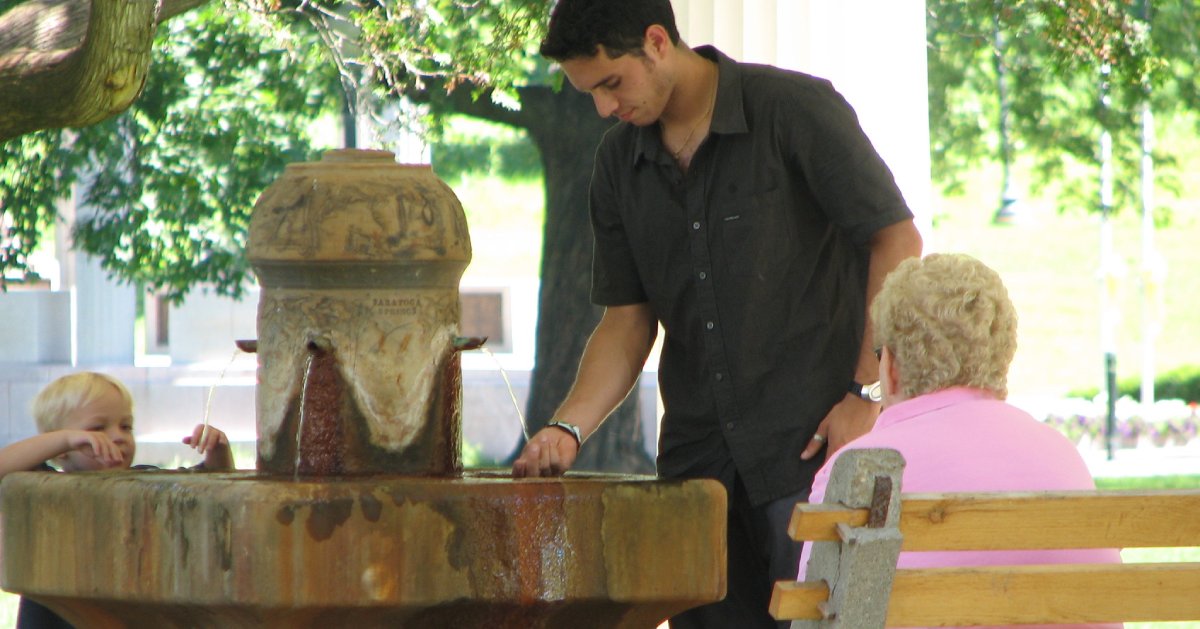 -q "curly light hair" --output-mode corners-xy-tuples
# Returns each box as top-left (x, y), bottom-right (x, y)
(31, 372), (134, 433)
(872, 253), (1018, 399)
